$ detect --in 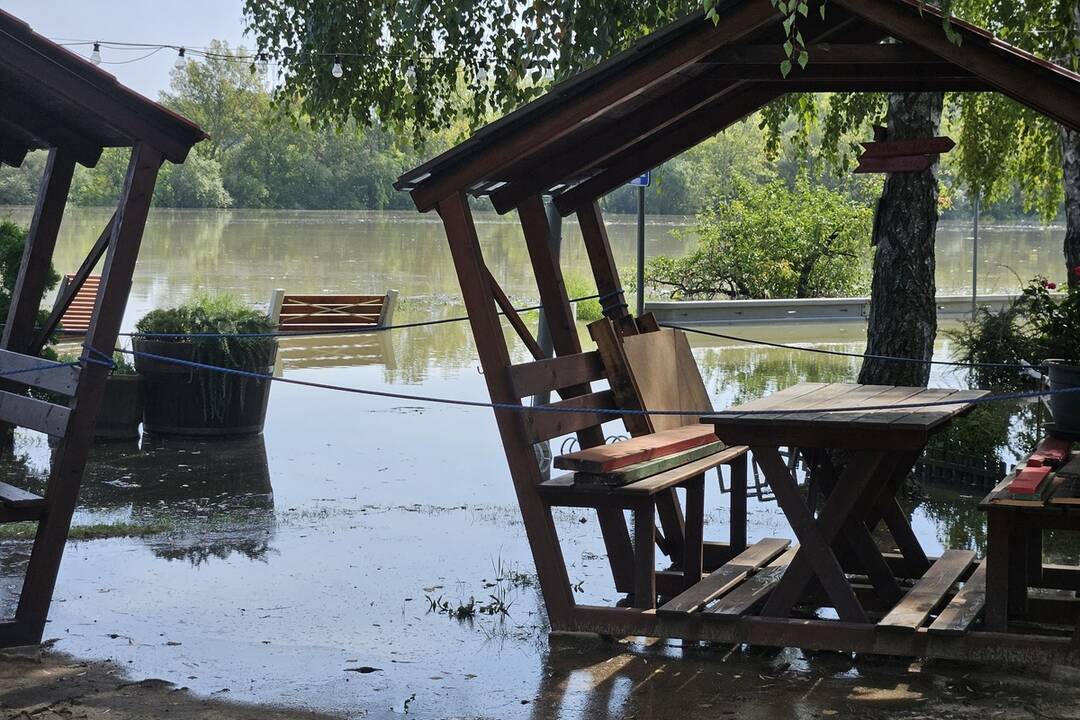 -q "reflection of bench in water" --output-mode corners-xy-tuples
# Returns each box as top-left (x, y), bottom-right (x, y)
(276, 332), (396, 371)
